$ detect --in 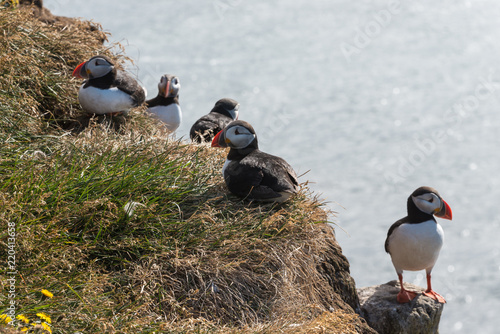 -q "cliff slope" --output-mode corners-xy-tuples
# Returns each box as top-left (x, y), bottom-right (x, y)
(0, 4), (374, 333)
